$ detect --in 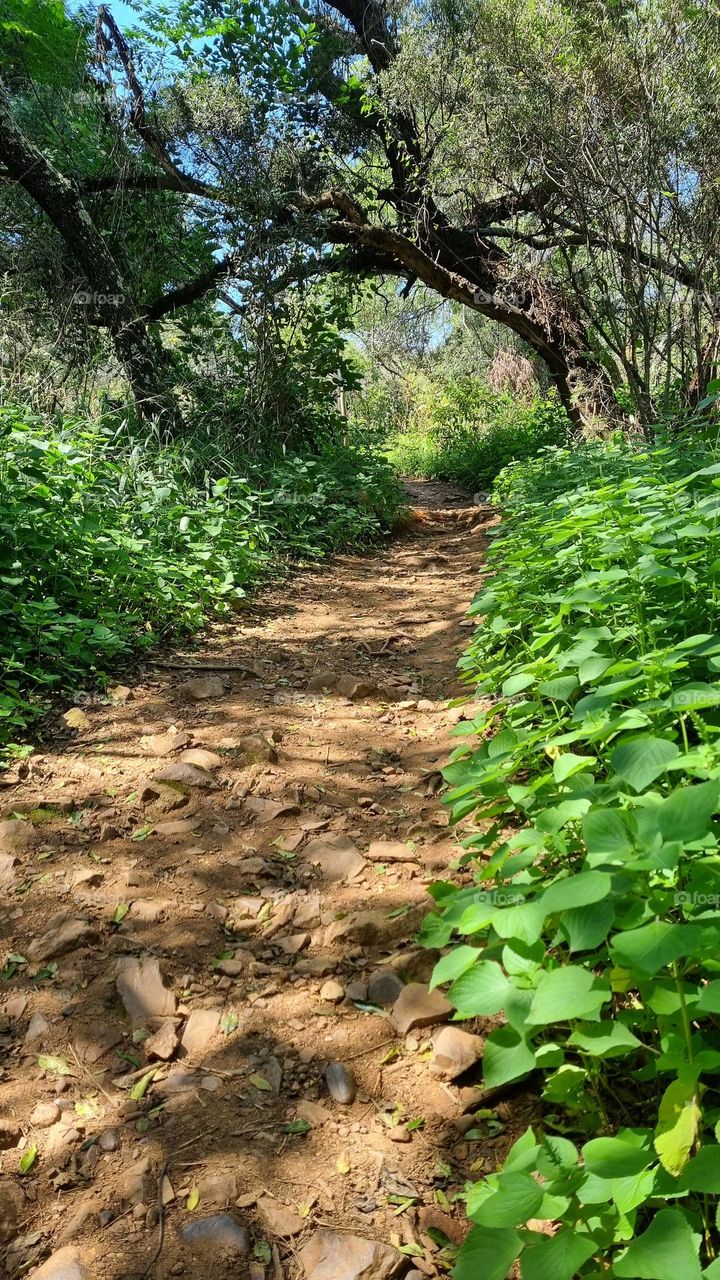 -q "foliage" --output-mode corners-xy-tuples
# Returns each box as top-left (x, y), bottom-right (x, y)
(422, 433), (720, 1275)
(387, 389), (571, 489)
(0, 406), (402, 760)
